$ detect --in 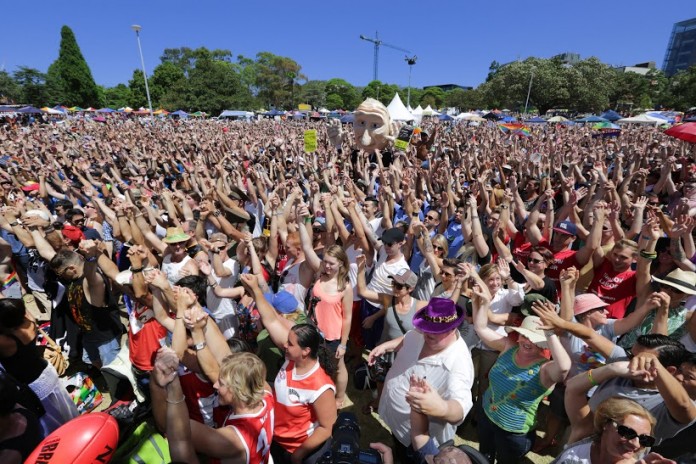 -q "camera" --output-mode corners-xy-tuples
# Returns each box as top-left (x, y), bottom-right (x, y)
(318, 412), (382, 464)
